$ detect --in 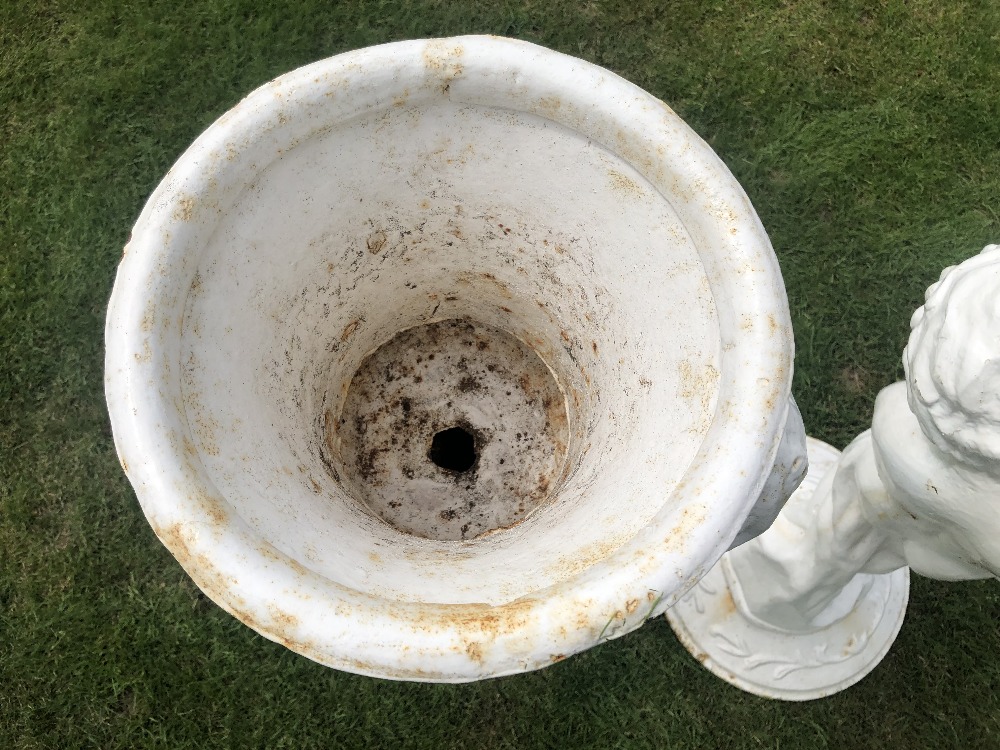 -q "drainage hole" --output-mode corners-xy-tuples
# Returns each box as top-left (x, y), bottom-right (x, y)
(430, 426), (477, 473)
